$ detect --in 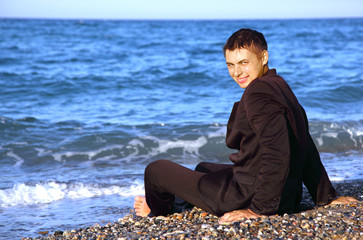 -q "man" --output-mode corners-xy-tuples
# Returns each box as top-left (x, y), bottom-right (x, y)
(134, 28), (356, 223)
